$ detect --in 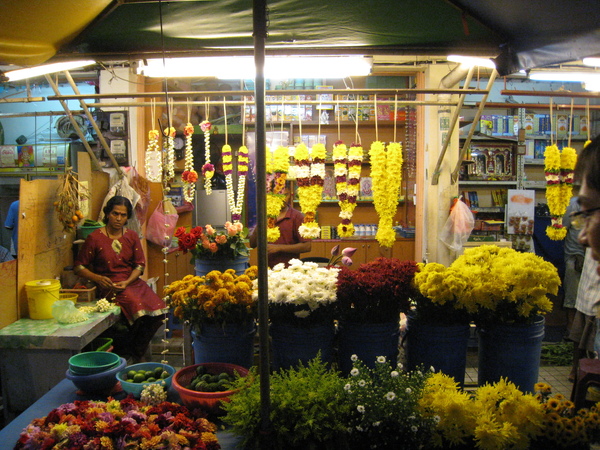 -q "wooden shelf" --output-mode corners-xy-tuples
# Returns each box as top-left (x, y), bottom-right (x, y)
(459, 181), (517, 186)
